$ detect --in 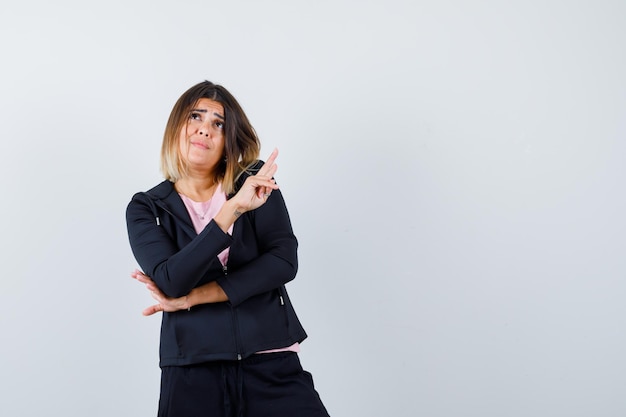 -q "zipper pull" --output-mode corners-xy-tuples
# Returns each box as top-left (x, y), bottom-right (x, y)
(279, 295), (285, 306)
(223, 265), (228, 275)
(156, 216), (160, 226)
